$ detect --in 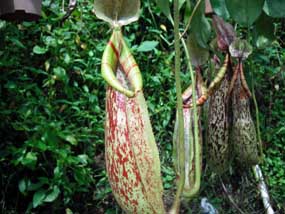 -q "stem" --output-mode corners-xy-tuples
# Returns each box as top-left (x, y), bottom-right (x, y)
(250, 65), (273, 213)
(250, 63), (263, 160)
(247, 24), (263, 159)
(168, 0), (202, 46)
(180, 0), (202, 39)
(252, 165), (275, 214)
(147, 0), (158, 29)
(169, 0), (185, 213)
(221, 180), (247, 214)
